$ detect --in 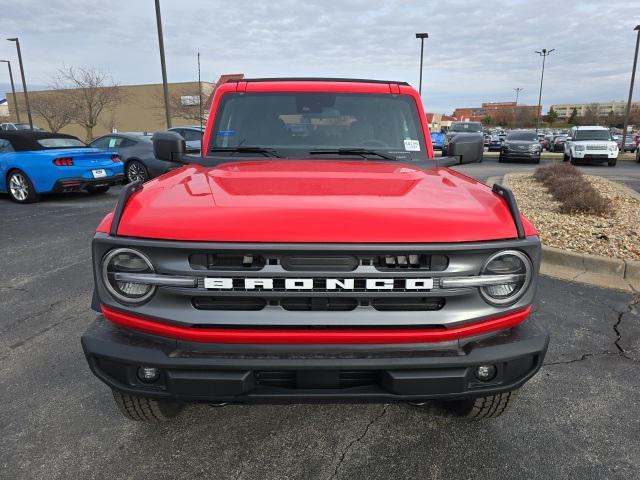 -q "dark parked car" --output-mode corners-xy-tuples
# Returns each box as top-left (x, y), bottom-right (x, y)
(487, 134), (502, 152)
(541, 134), (554, 151)
(499, 130), (541, 163)
(90, 132), (179, 183)
(618, 135), (636, 152)
(550, 135), (567, 152)
(169, 126), (205, 152)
